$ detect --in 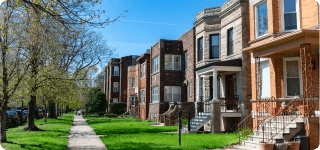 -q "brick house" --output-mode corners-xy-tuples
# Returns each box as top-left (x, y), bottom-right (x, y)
(126, 65), (139, 116)
(149, 31), (196, 122)
(237, 0), (320, 149)
(104, 55), (139, 111)
(136, 52), (151, 120)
